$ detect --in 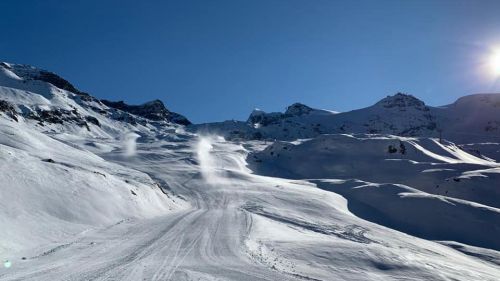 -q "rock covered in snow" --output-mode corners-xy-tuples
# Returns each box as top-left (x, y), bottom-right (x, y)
(247, 109), (283, 127)
(101, 99), (191, 125)
(375, 92), (429, 111)
(0, 62), (191, 135)
(284, 102), (314, 116)
(196, 92), (500, 143)
(0, 99), (18, 121)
